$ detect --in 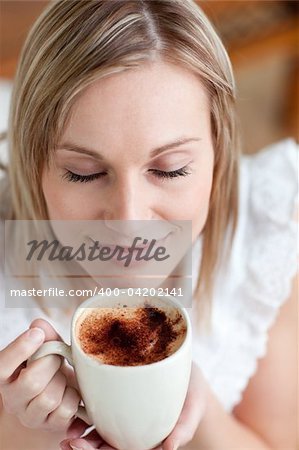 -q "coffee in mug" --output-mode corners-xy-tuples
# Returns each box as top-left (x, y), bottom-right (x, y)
(76, 304), (187, 366)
